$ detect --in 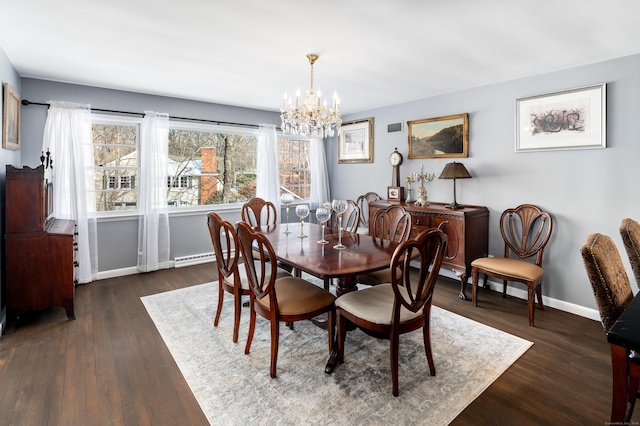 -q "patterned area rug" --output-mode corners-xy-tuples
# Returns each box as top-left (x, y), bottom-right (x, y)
(141, 279), (532, 425)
